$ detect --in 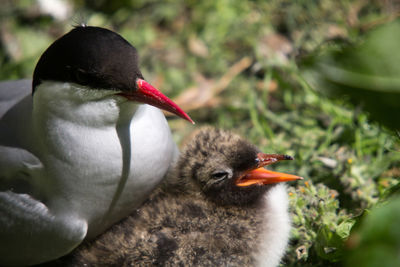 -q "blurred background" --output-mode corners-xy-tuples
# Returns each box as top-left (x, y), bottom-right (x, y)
(1, 0), (400, 266)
